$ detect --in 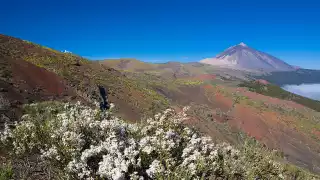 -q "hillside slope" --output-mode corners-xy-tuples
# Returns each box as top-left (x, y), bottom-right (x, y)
(1, 34), (320, 175)
(102, 58), (320, 174)
(0, 34), (169, 122)
(0, 43), (81, 127)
